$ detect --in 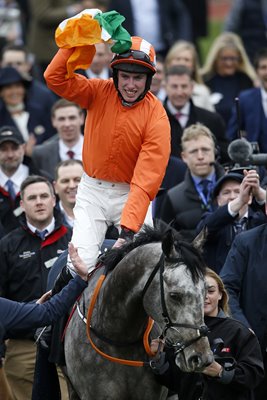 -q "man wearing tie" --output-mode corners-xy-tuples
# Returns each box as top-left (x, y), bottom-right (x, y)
(0, 126), (47, 238)
(32, 98), (84, 179)
(160, 123), (225, 241)
(163, 65), (229, 164)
